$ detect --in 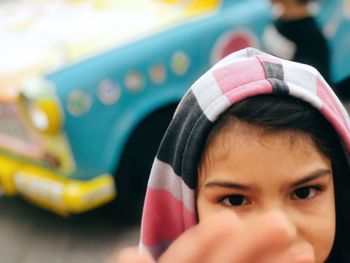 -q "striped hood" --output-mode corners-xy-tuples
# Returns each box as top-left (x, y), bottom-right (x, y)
(140, 48), (350, 259)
